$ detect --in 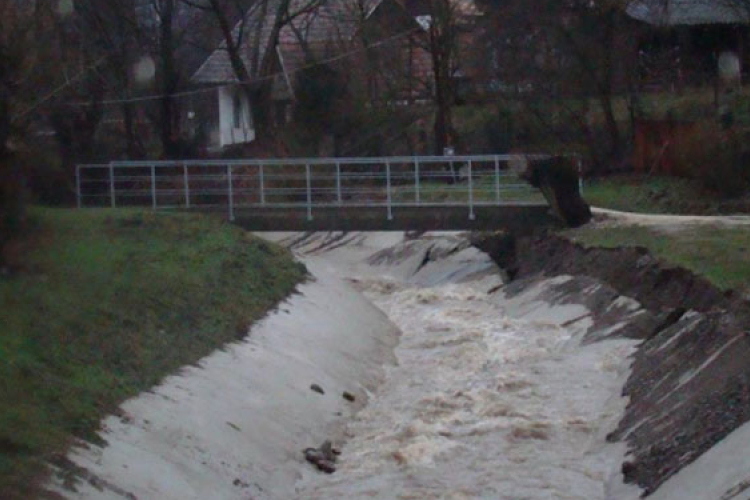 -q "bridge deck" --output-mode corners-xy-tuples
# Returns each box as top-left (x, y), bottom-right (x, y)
(228, 204), (556, 232)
